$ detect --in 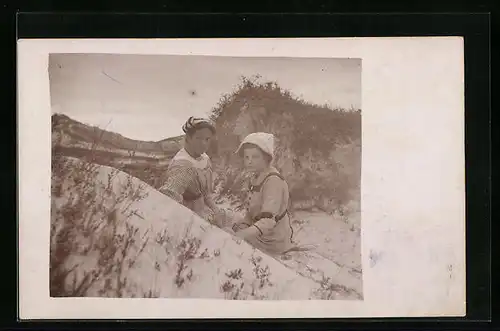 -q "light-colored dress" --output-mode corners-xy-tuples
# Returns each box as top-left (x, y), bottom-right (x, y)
(159, 148), (215, 223)
(232, 166), (294, 255)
